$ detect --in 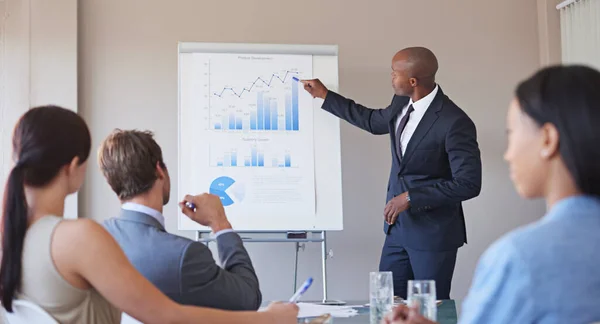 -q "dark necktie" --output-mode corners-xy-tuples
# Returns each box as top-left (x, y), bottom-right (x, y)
(396, 105), (414, 161)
